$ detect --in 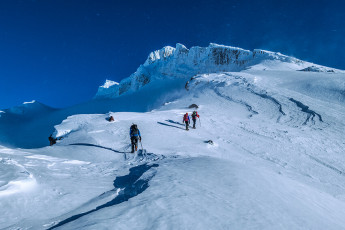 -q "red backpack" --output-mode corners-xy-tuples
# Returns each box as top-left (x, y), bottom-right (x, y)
(183, 114), (189, 121)
(192, 111), (199, 118)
